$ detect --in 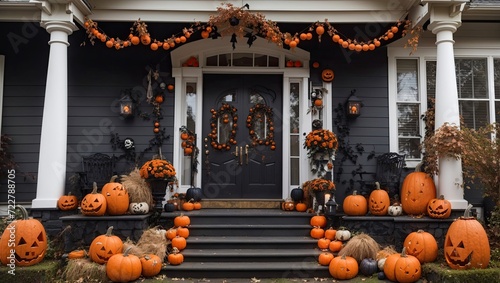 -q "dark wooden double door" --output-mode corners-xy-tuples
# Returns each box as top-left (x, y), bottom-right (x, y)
(202, 74), (283, 199)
